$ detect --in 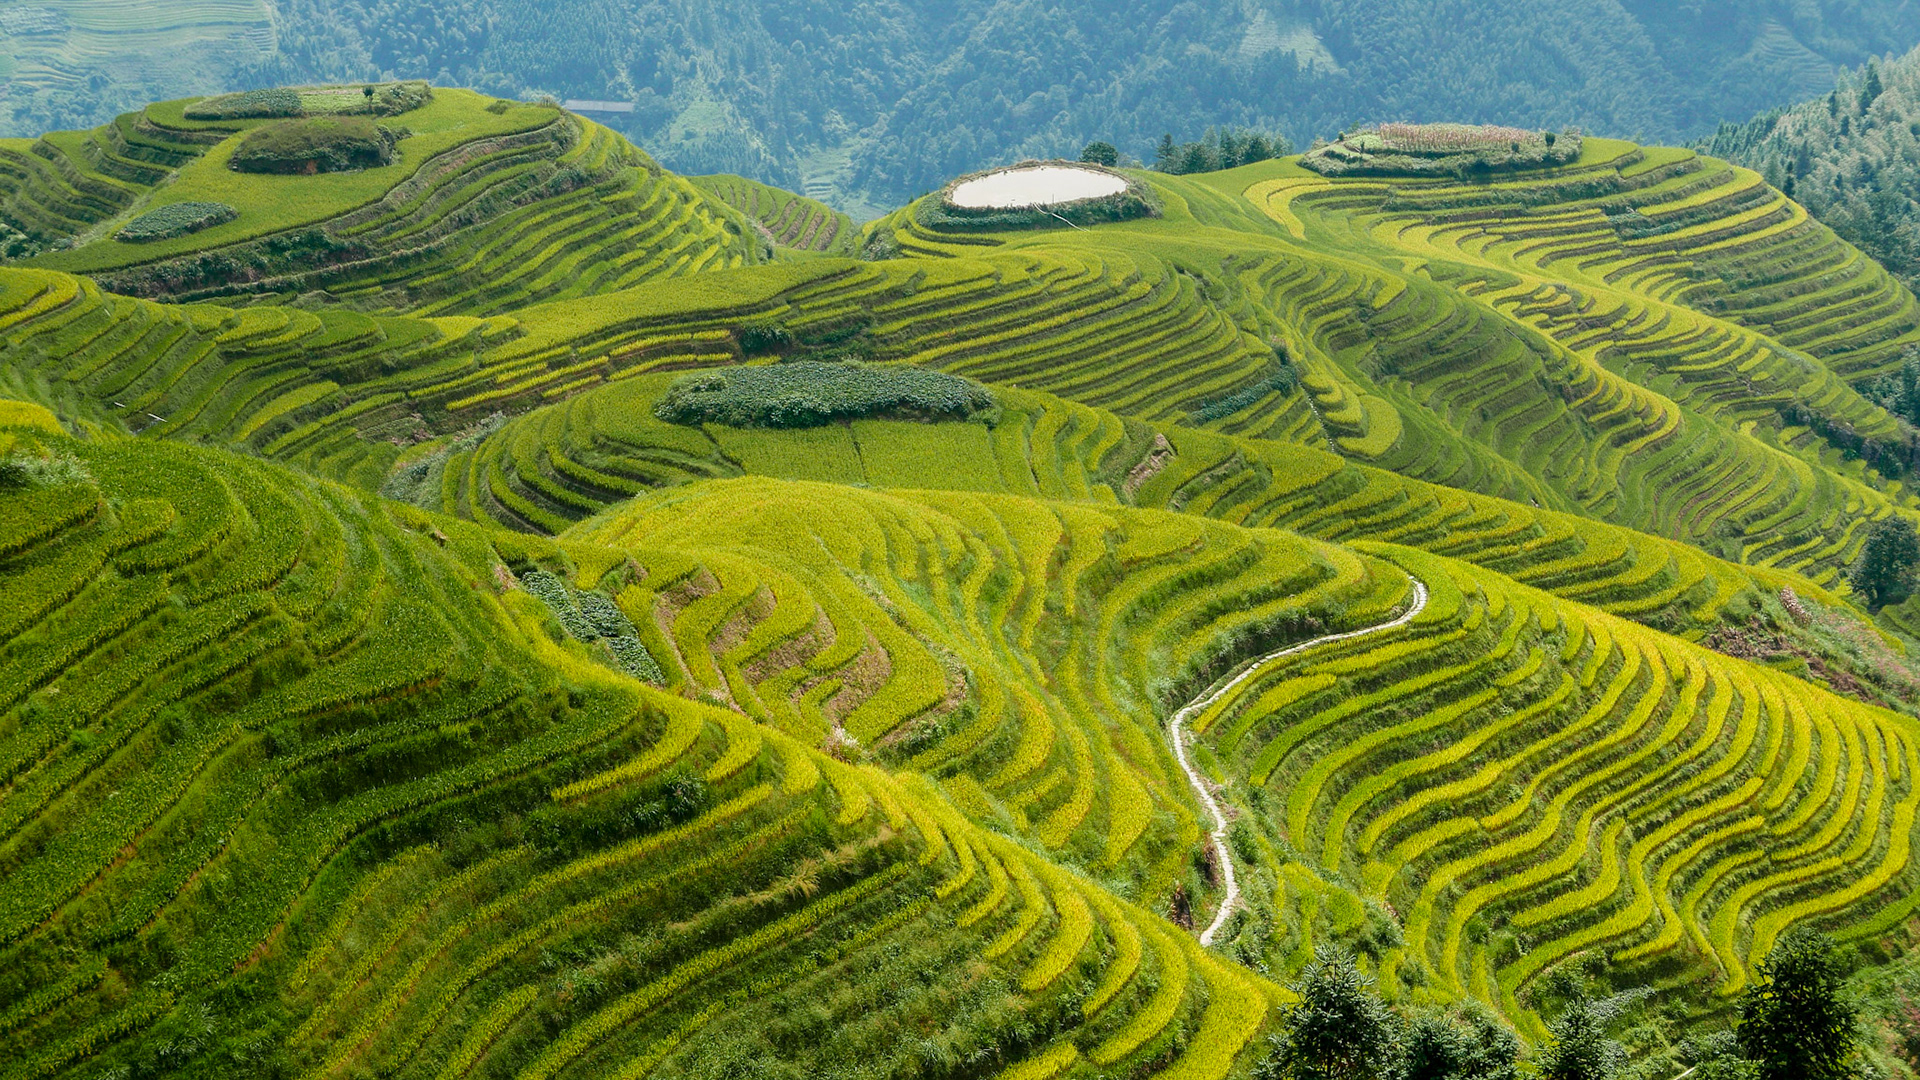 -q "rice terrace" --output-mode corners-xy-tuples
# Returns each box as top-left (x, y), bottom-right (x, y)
(6, 29), (1920, 1080)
